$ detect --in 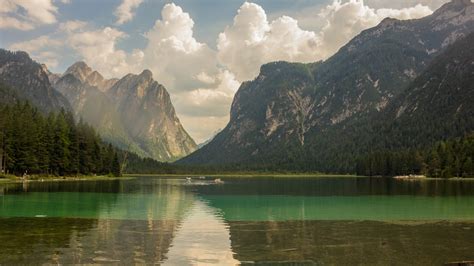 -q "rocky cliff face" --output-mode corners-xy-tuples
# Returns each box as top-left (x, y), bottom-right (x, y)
(180, 0), (474, 165)
(62, 61), (118, 92)
(53, 62), (197, 161)
(108, 70), (197, 161)
(0, 49), (71, 113)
